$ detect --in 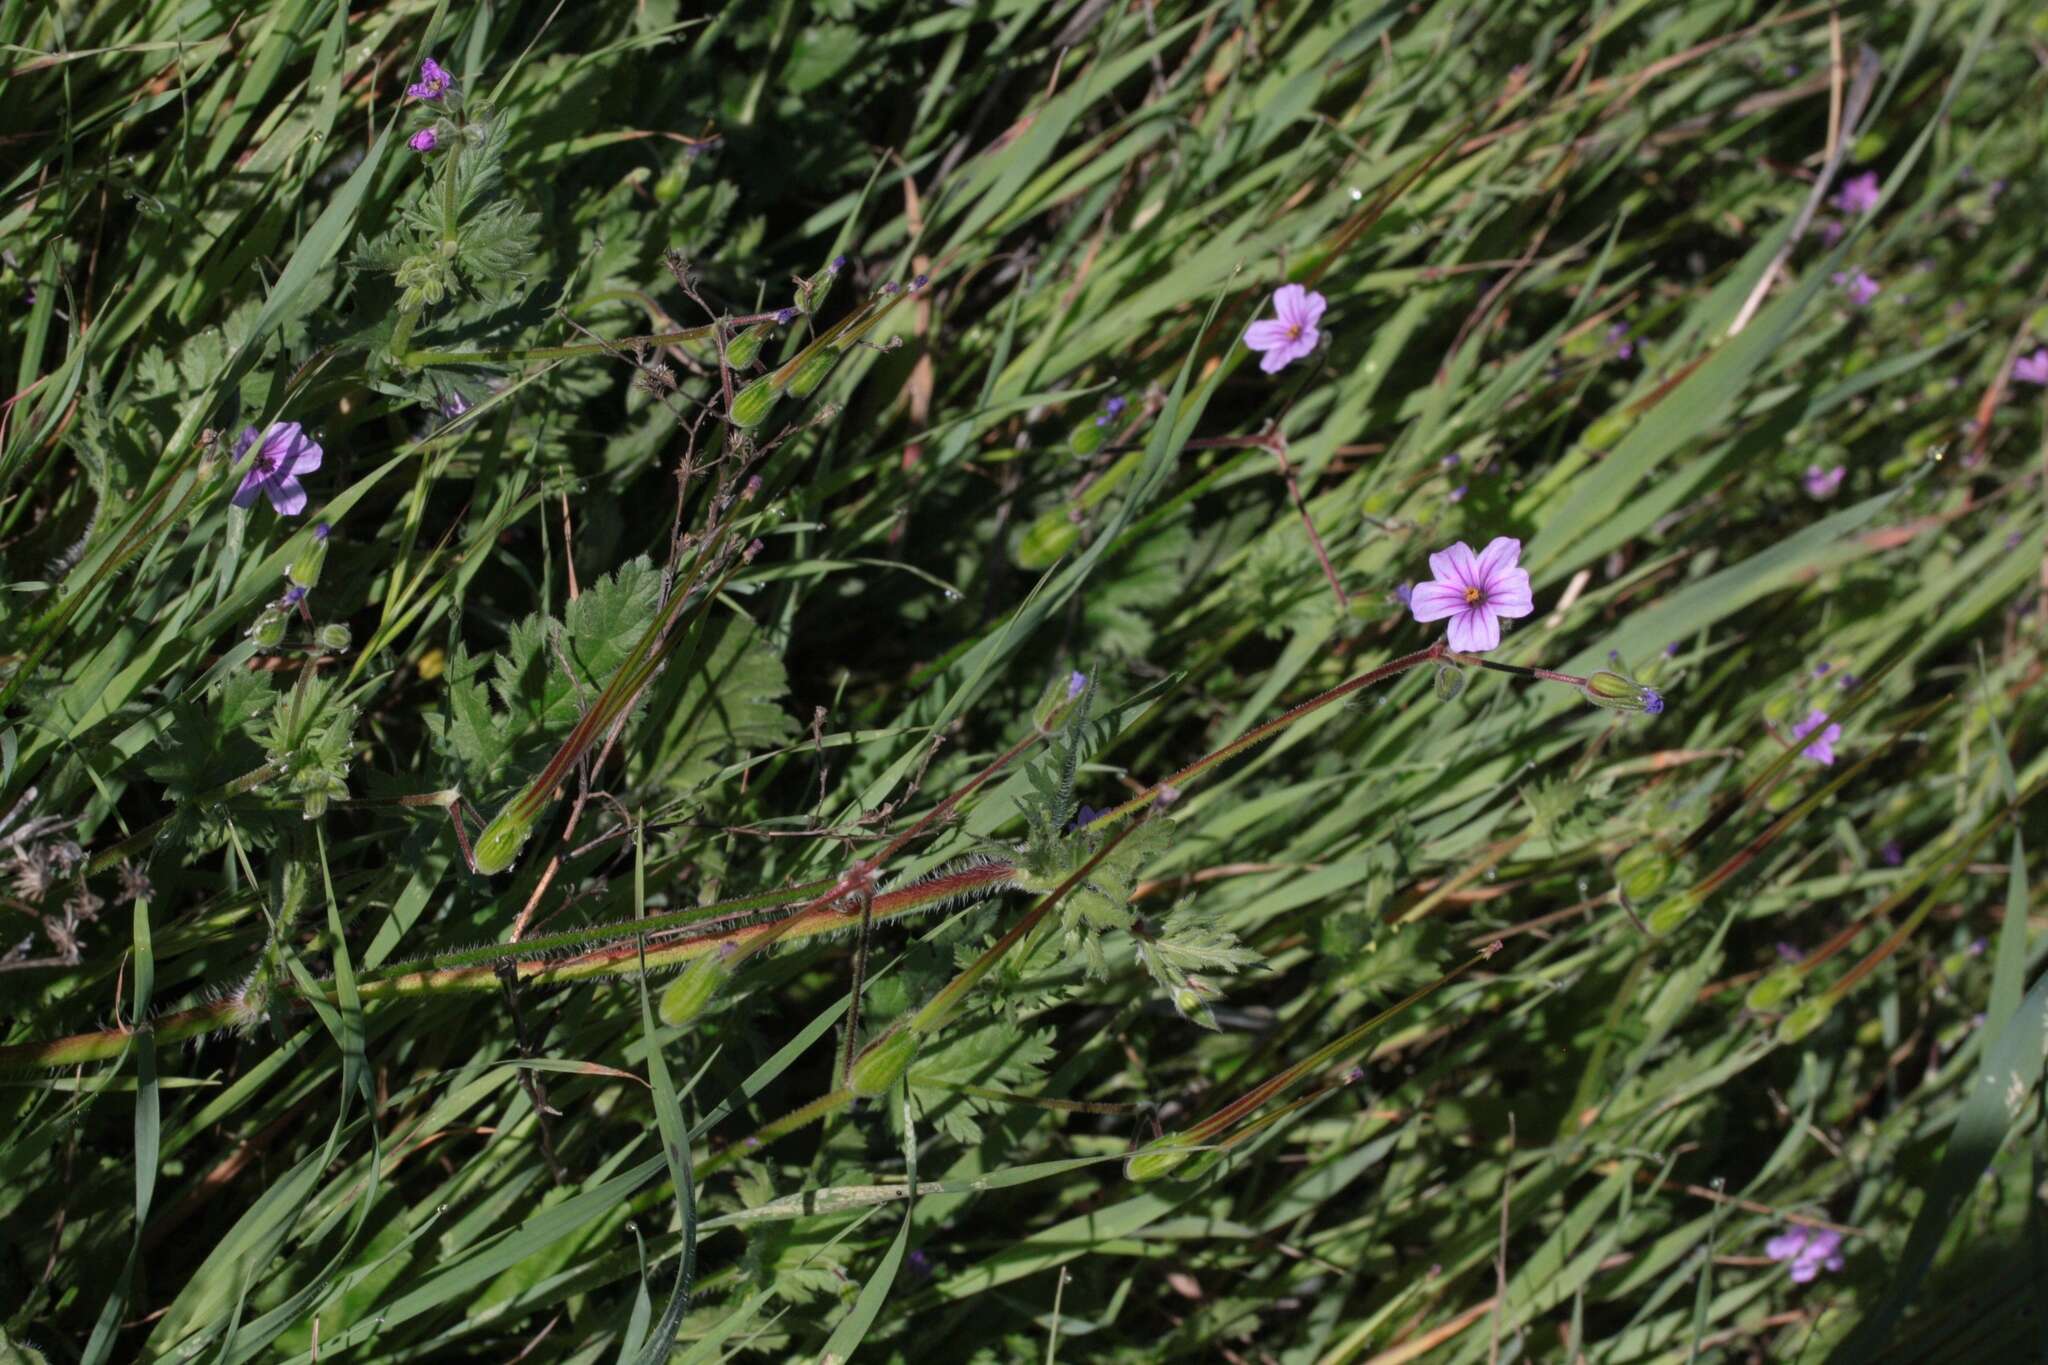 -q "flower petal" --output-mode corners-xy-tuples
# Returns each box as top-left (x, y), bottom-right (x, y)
(1244, 319), (1293, 352)
(1427, 542), (1474, 589)
(1474, 536), (1523, 586)
(1765, 1232), (1806, 1261)
(231, 478), (263, 510)
(1444, 541), (1482, 590)
(1258, 345), (1294, 374)
(282, 428), (322, 475)
(1294, 289), (1328, 327)
(1271, 284), (1309, 325)
(1408, 581), (1468, 622)
(266, 475), (307, 517)
(1486, 567), (1535, 617)
(1445, 606), (1500, 653)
